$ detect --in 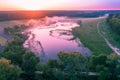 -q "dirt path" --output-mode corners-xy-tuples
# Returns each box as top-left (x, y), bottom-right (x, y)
(97, 22), (120, 55)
